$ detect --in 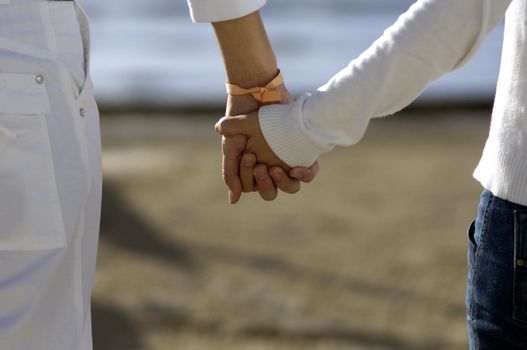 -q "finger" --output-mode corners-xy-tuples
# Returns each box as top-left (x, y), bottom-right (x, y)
(240, 153), (257, 192)
(254, 164), (278, 201)
(215, 113), (258, 137)
(269, 166), (301, 194)
(222, 135), (246, 204)
(289, 161), (320, 183)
